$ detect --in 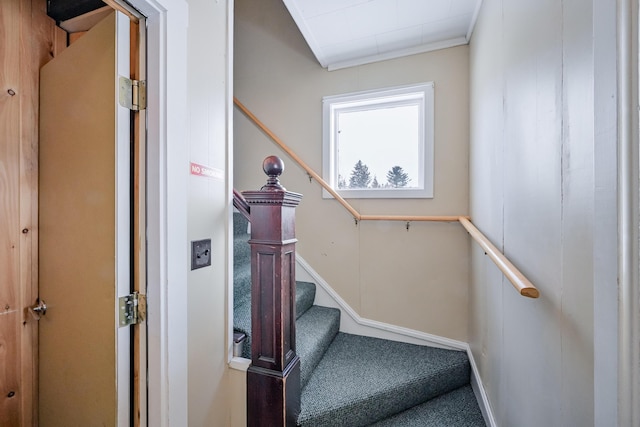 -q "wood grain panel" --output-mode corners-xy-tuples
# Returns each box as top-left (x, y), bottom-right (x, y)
(131, 18), (147, 427)
(0, 0), (21, 316)
(1, 0), (57, 425)
(0, 312), (20, 427)
(20, 2), (58, 425)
